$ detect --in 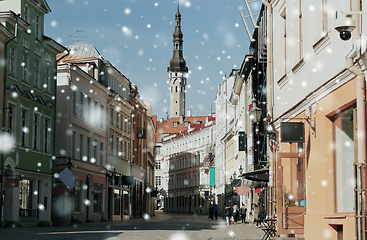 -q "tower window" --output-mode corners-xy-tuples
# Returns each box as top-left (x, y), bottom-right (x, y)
(176, 86), (178, 92)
